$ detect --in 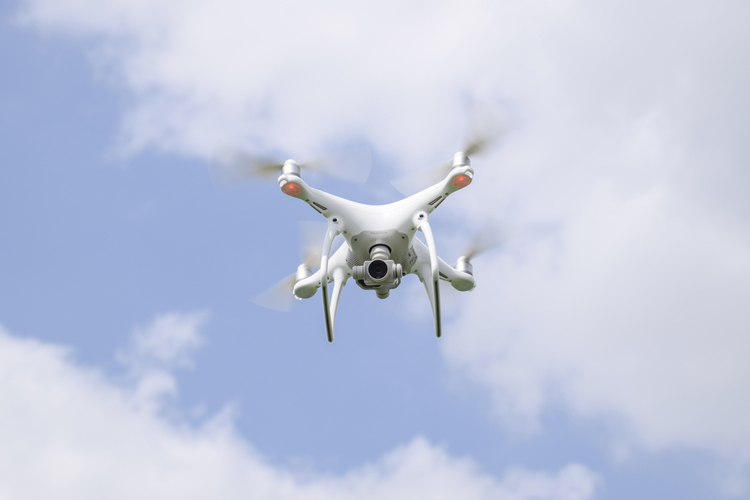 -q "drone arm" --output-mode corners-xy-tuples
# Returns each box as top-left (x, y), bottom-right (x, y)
(387, 161), (474, 223)
(277, 173), (367, 223)
(410, 237), (476, 292)
(437, 256), (476, 291)
(417, 216), (442, 338)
